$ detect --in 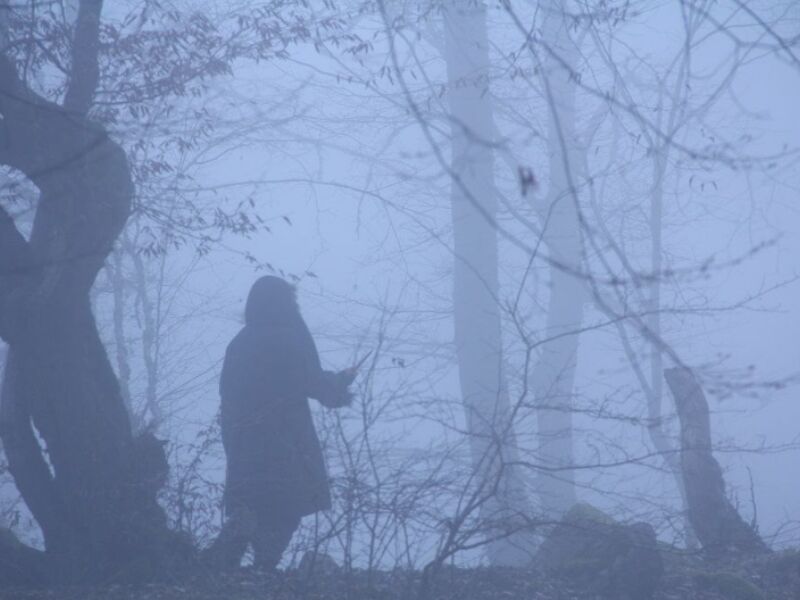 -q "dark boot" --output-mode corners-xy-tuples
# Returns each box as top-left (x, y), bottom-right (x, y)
(252, 510), (301, 571)
(202, 507), (257, 569)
